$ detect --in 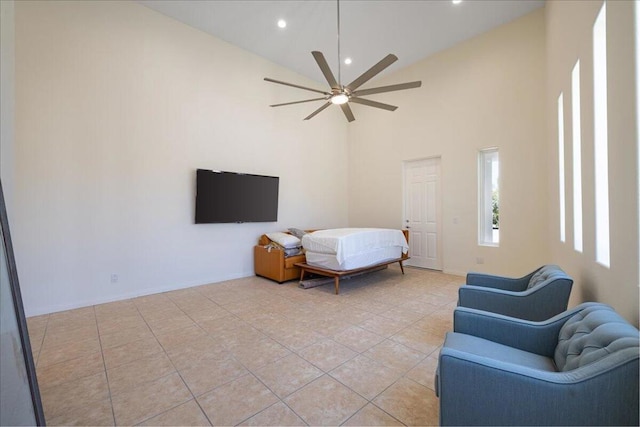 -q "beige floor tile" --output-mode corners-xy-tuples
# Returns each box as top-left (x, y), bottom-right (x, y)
(390, 326), (442, 355)
(296, 338), (357, 372)
(107, 351), (176, 395)
(195, 314), (243, 335)
(270, 328), (324, 351)
(40, 371), (109, 420)
(47, 307), (96, 325)
(405, 355), (439, 390)
(358, 314), (411, 337)
(412, 308), (454, 338)
(179, 355), (248, 396)
(34, 269), (458, 426)
(400, 299), (441, 315)
(213, 323), (268, 350)
(364, 339), (426, 372)
(351, 299), (395, 314)
(343, 403), (403, 426)
(46, 398), (114, 426)
(197, 374), (279, 426)
(100, 323), (154, 349)
(97, 314), (147, 336)
(254, 353), (323, 398)
(102, 336), (164, 370)
(187, 306), (231, 324)
(42, 324), (99, 348)
(138, 306), (184, 323)
(284, 375), (367, 426)
(94, 299), (138, 316)
(154, 324), (209, 352)
(329, 354), (403, 400)
(38, 336), (101, 367)
(27, 313), (50, 331)
(36, 351), (104, 388)
(240, 401), (306, 426)
(310, 318), (354, 336)
(146, 313), (196, 333)
(111, 372), (192, 426)
(165, 337), (231, 371)
(379, 307), (425, 324)
(373, 377), (439, 426)
(332, 325), (385, 353)
(138, 399), (211, 426)
(230, 337), (291, 371)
